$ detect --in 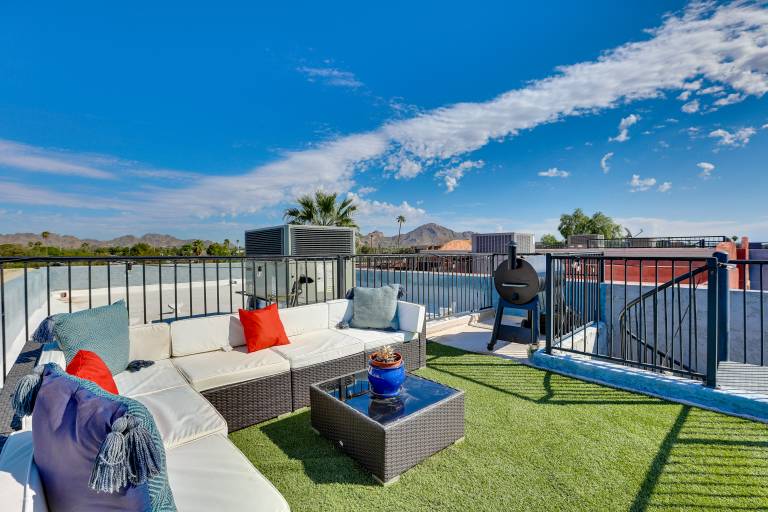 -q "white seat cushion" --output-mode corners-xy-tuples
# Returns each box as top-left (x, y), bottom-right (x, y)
(334, 328), (419, 352)
(170, 314), (245, 357)
(271, 329), (363, 369)
(166, 433), (289, 512)
(172, 346), (290, 392)
(0, 432), (48, 512)
(114, 359), (189, 397)
(133, 385), (227, 449)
